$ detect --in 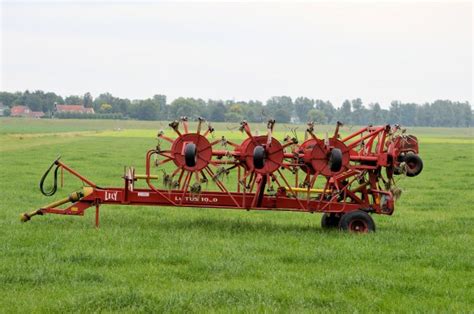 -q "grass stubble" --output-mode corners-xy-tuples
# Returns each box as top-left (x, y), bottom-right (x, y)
(0, 118), (472, 312)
